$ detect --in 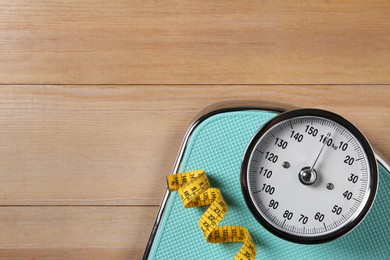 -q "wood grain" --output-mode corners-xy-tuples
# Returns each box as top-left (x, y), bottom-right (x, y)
(0, 206), (157, 259)
(0, 86), (388, 206)
(0, 0), (389, 84)
(1, 1), (390, 258)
